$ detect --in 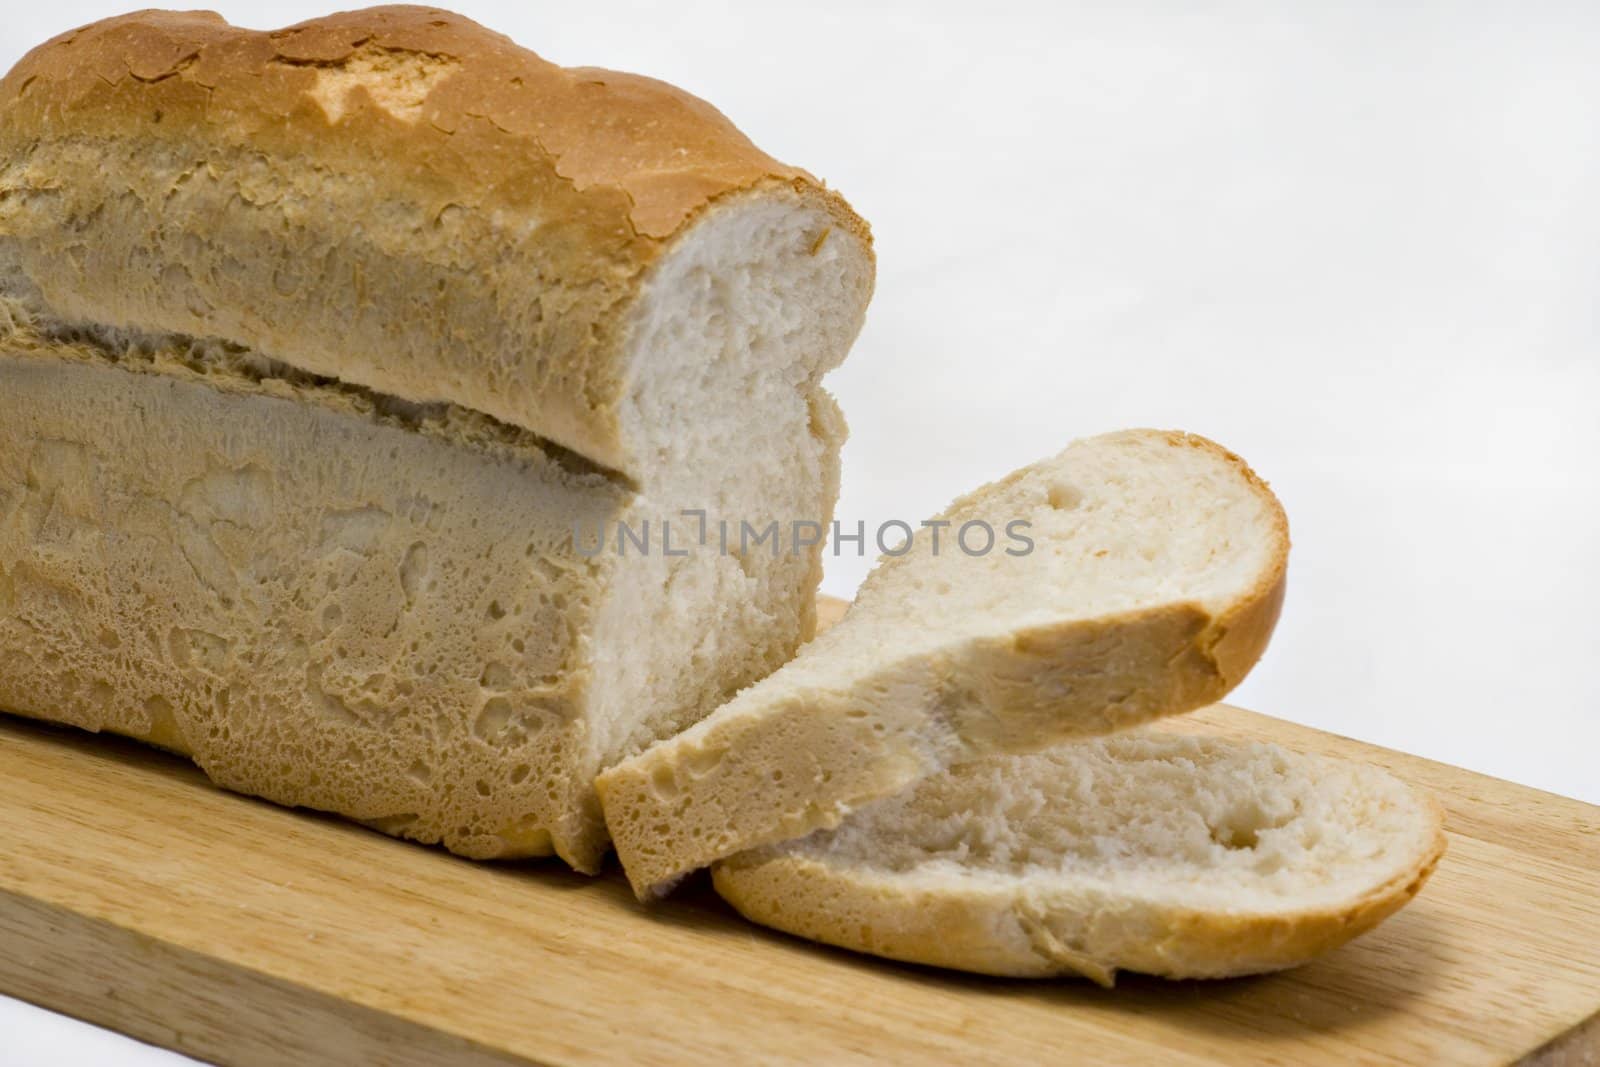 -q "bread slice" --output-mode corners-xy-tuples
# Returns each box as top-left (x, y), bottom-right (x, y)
(598, 430), (1290, 896)
(0, 9), (872, 872)
(713, 731), (1446, 983)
